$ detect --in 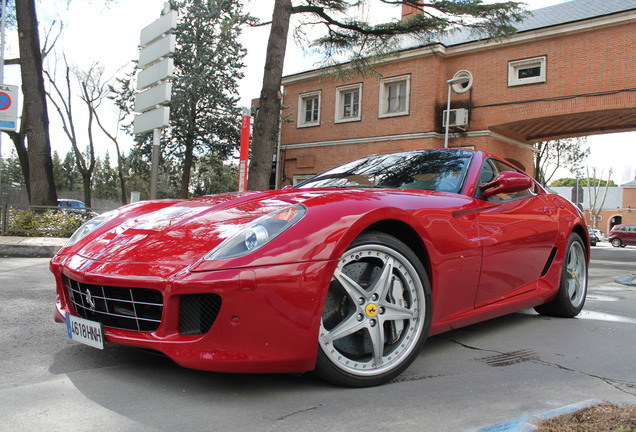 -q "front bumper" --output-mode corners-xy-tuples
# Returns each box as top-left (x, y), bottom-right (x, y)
(51, 253), (337, 373)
